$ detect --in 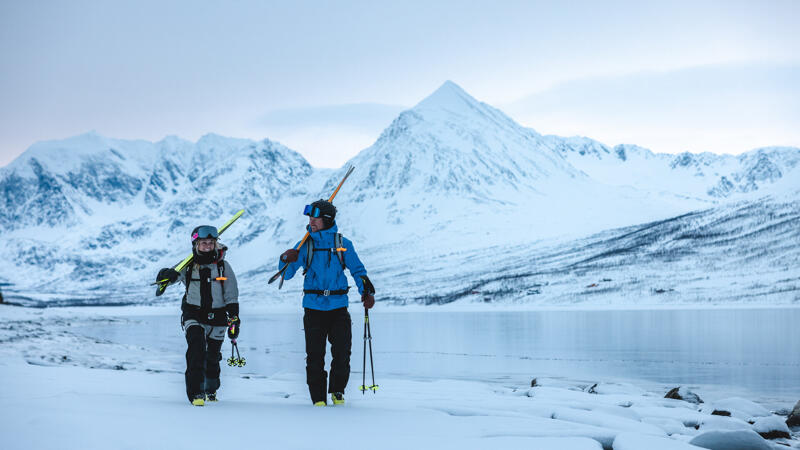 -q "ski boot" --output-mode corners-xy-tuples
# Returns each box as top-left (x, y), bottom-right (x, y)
(331, 392), (345, 405)
(205, 392), (218, 402)
(191, 394), (205, 406)
(313, 401), (327, 407)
